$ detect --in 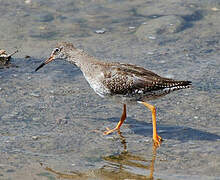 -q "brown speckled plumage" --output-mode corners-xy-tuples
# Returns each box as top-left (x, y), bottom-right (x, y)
(100, 62), (191, 101)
